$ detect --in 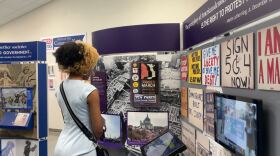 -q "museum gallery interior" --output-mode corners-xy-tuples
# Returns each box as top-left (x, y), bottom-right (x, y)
(0, 0), (280, 156)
